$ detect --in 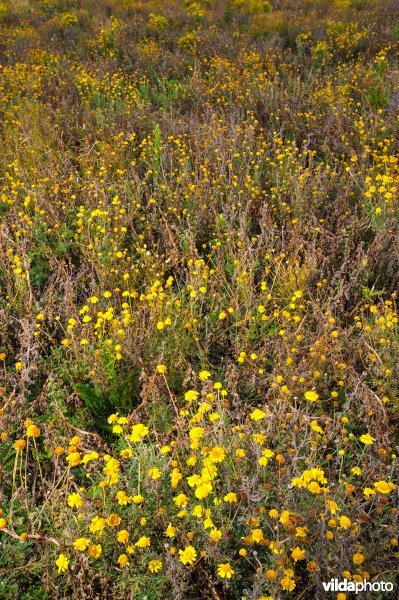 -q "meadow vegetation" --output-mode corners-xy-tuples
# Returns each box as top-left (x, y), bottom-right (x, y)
(0, 0), (398, 598)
